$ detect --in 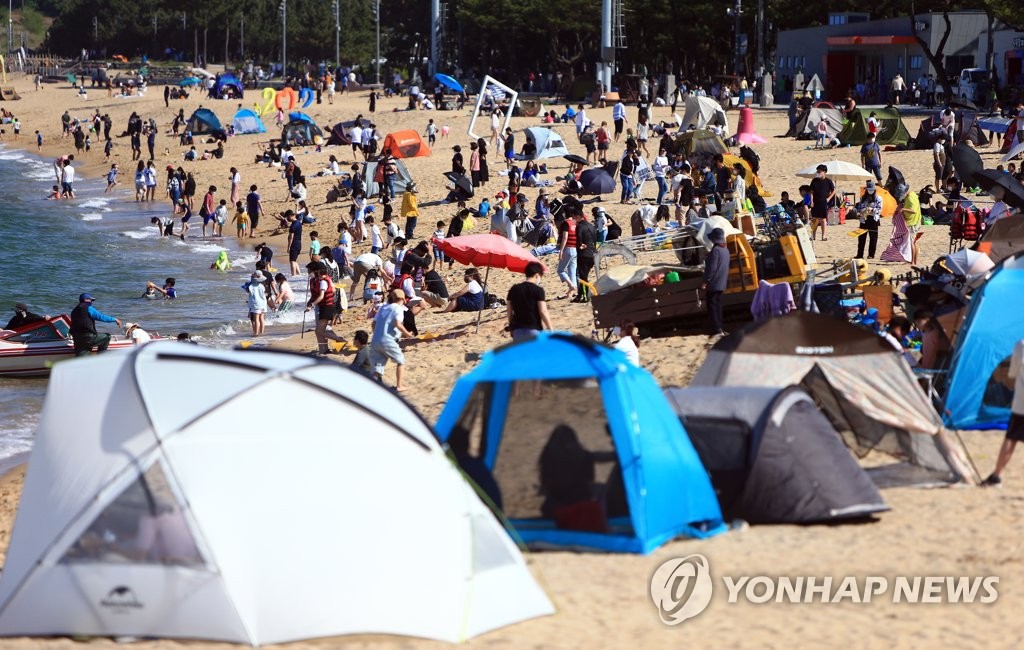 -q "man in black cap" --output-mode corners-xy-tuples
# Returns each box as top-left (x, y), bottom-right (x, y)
(69, 293), (122, 356)
(5, 303), (45, 331)
(701, 228), (730, 337)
